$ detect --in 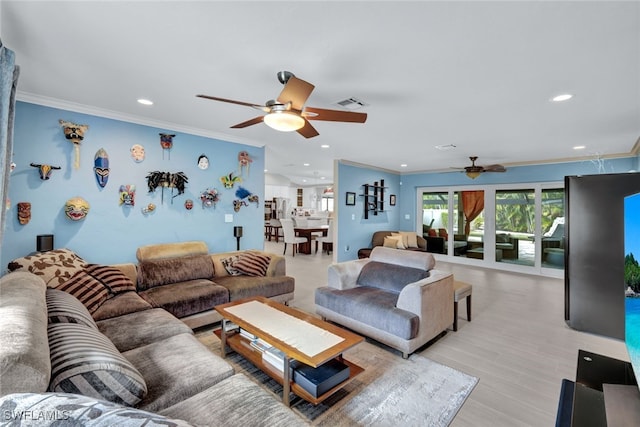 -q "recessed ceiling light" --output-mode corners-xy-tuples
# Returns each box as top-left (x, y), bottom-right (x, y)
(302, 179), (307, 183)
(320, 176), (326, 180)
(320, 144), (330, 149)
(303, 163), (310, 166)
(137, 98), (153, 106)
(573, 145), (586, 150)
(400, 164), (408, 168)
(264, 169), (268, 173)
(551, 94), (573, 102)
(435, 144), (456, 151)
